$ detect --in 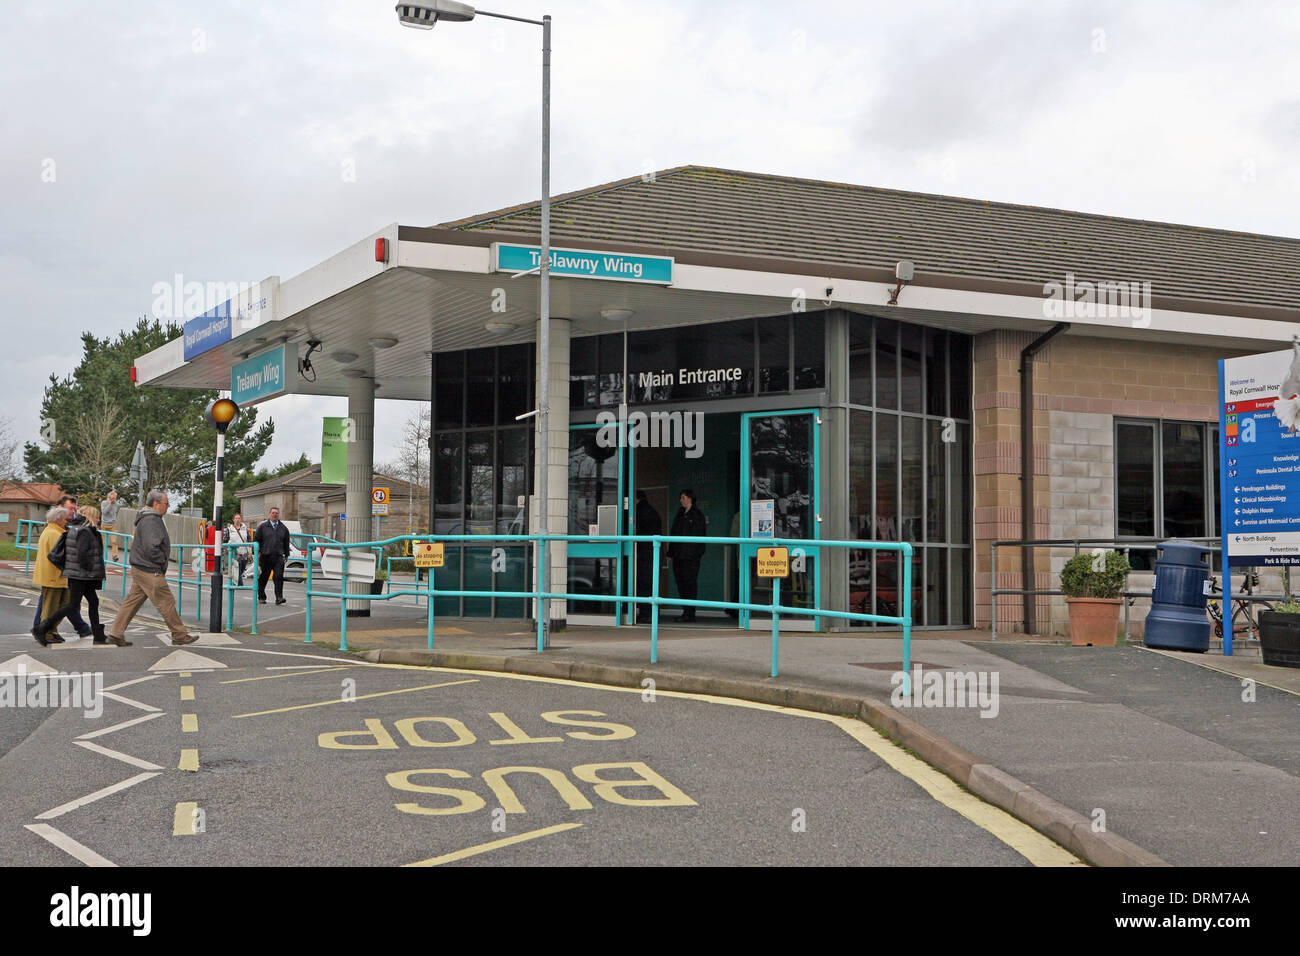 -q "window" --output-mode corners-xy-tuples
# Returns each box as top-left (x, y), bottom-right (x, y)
(1115, 419), (1219, 567)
